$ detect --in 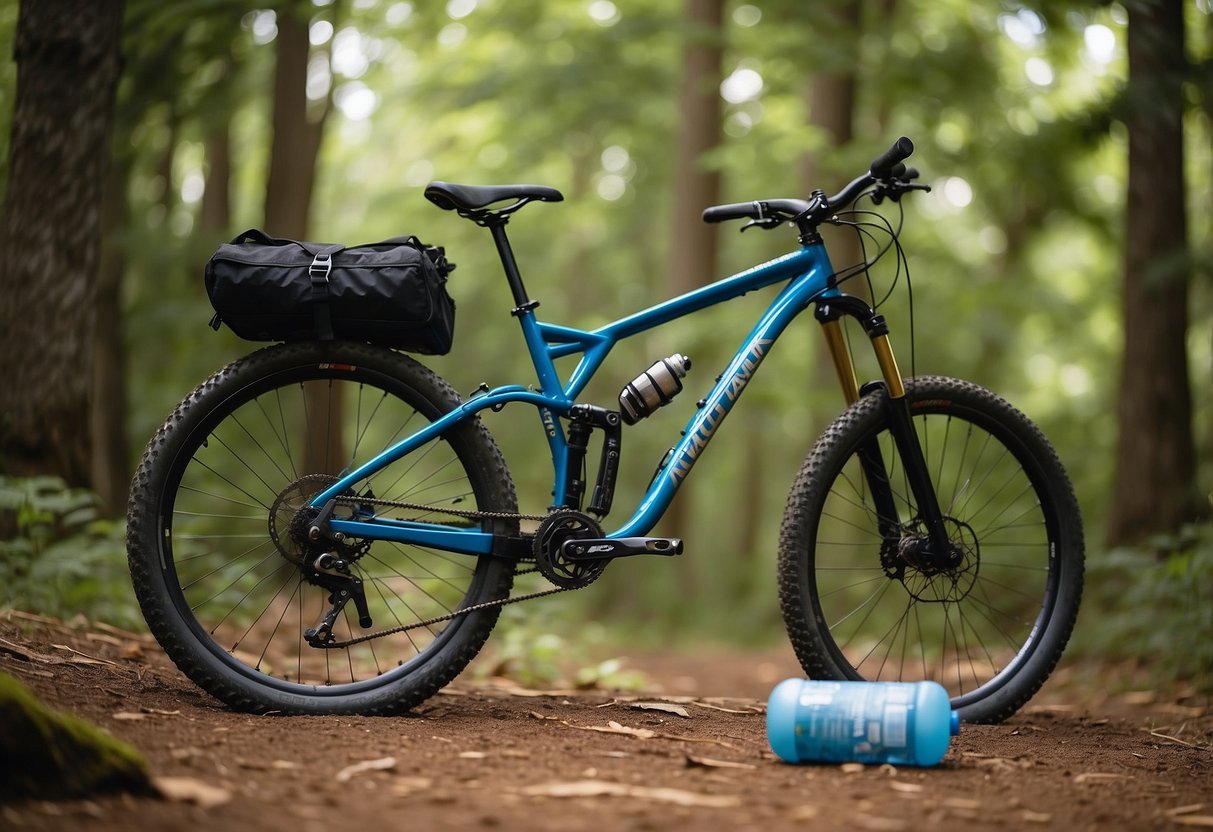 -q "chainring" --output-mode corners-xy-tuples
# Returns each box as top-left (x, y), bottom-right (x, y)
(533, 510), (608, 590)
